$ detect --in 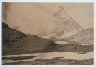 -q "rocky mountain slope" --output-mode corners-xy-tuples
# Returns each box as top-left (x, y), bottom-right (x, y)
(41, 6), (82, 39)
(60, 27), (94, 44)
